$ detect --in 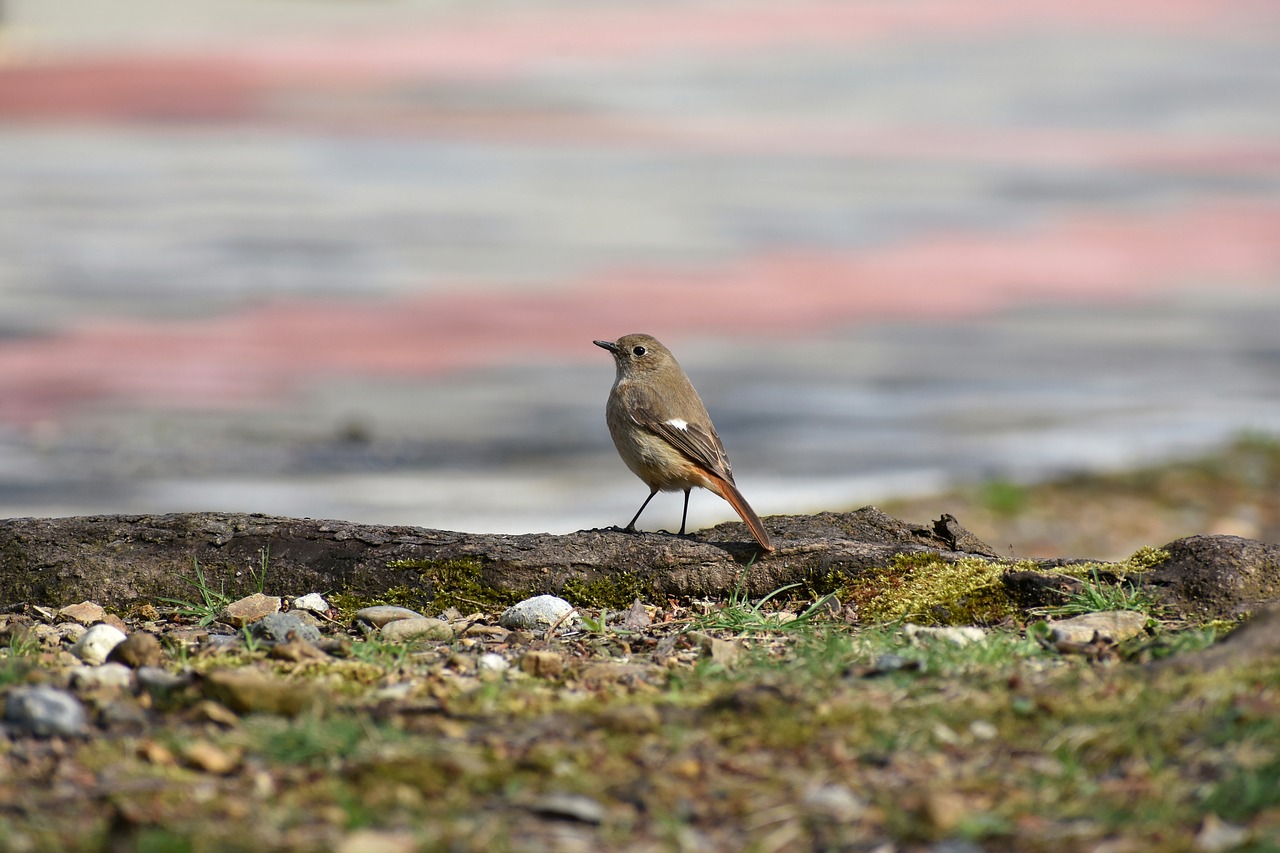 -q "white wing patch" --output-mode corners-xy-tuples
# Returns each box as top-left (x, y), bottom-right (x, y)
(665, 418), (689, 430)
